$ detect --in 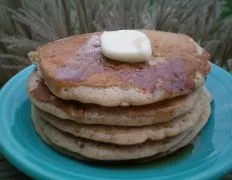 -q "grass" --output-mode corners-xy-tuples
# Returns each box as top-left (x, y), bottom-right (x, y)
(0, 0), (232, 85)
